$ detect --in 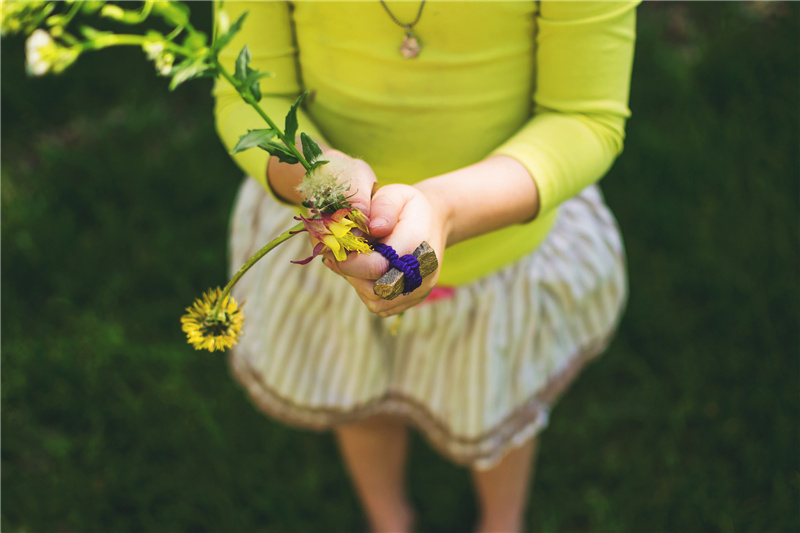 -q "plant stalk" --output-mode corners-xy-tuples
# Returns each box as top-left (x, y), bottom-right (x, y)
(211, 56), (313, 170)
(212, 221), (305, 316)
